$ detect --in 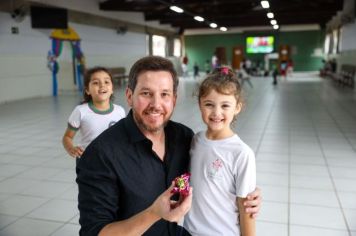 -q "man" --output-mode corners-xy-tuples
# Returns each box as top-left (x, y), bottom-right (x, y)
(77, 56), (261, 236)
